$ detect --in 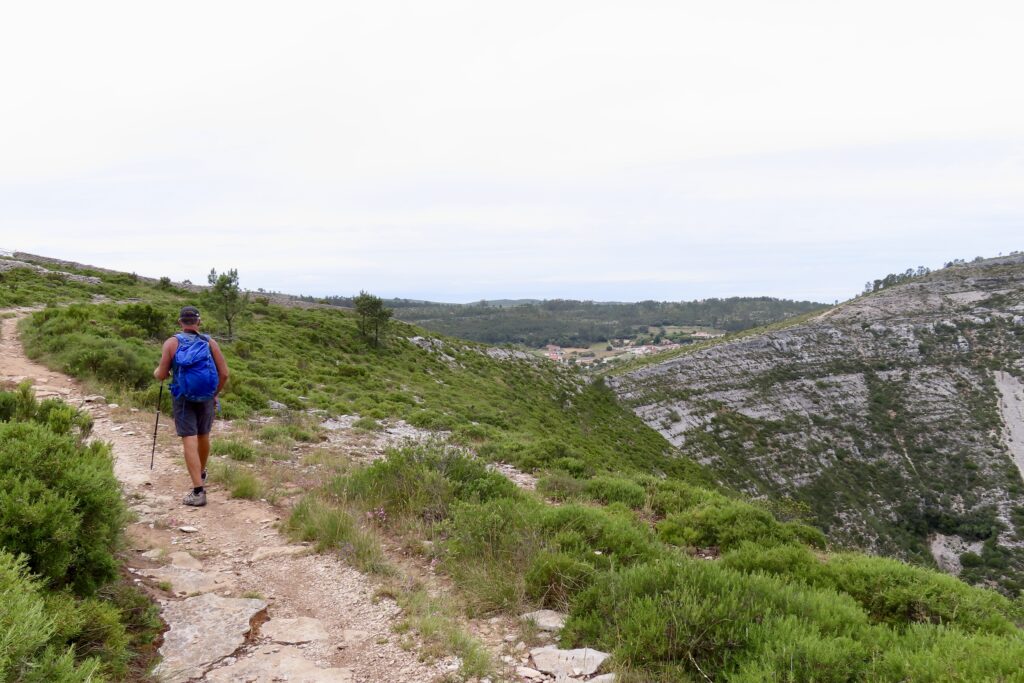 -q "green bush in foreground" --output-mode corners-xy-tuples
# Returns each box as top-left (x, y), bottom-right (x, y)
(285, 496), (391, 575)
(0, 391), (160, 681)
(316, 444), (1024, 681)
(721, 542), (1024, 634)
(564, 559), (1024, 681)
(0, 391), (124, 595)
